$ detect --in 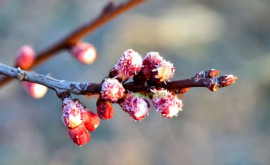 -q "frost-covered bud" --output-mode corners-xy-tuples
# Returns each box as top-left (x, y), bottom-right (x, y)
(120, 92), (150, 121)
(114, 49), (142, 81)
(152, 60), (175, 83)
(84, 110), (100, 132)
(22, 81), (47, 99)
(141, 52), (164, 80)
(96, 99), (114, 120)
(101, 78), (125, 102)
(67, 123), (90, 146)
(217, 74), (238, 87)
(151, 88), (183, 118)
(15, 45), (35, 69)
(70, 42), (97, 65)
(62, 97), (86, 128)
